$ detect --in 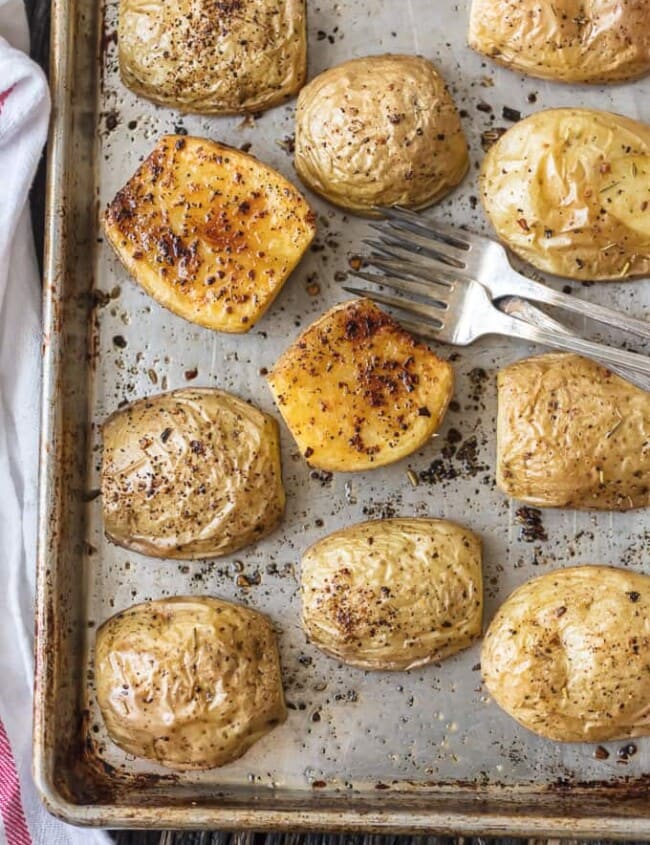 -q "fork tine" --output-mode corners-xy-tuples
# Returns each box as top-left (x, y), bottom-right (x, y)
(363, 237), (464, 275)
(354, 273), (451, 308)
(363, 255), (458, 287)
(398, 318), (446, 344)
(350, 267), (452, 303)
(342, 285), (446, 325)
(375, 206), (475, 249)
(368, 223), (466, 268)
